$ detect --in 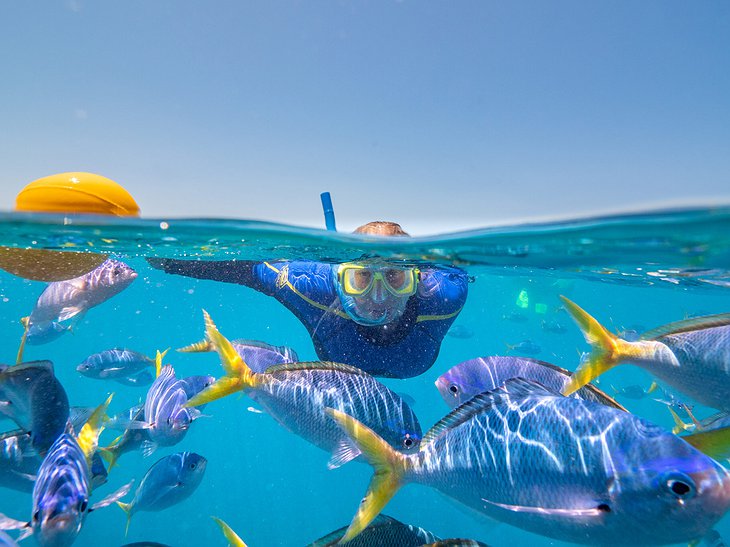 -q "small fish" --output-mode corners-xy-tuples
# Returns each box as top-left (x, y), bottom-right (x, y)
(17, 259), (137, 362)
(446, 324), (474, 340)
(435, 356), (624, 410)
(76, 348), (156, 382)
(0, 361), (69, 453)
(185, 310), (422, 469)
(0, 397), (132, 546)
(541, 320), (567, 334)
(117, 452), (207, 533)
(559, 296), (730, 412)
(505, 339), (541, 355)
(328, 378), (730, 546)
(307, 514), (440, 546)
(610, 382), (659, 400)
(179, 337), (298, 374)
